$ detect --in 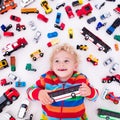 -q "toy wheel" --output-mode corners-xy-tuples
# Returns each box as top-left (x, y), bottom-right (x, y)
(93, 62), (98, 66)
(98, 47), (103, 51)
(10, 2), (14, 6)
(106, 116), (110, 120)
(114, 100), (119, 104)
(6, 101), (12, 105)
(40, 53), (44, 57)
(102, 80), (106, 83)
(107, 80), (112, 83)
(21, 43), (25, 47)
(12, 96), (17, 101)
(5, 51), (10, 56)
(87, 57), (90, 62)
(85, 35), (89, 40)
(33, 57), (37, 61)
(71, 93), (76, 98)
